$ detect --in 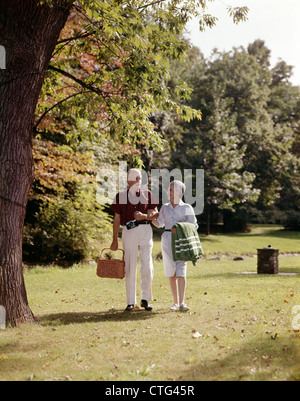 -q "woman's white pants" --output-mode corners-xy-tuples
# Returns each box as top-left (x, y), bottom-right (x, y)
(122, 224), (154, 306)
